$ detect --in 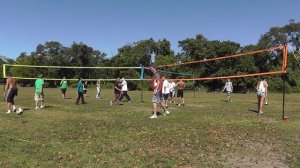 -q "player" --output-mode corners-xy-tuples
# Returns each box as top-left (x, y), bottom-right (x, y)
(169, 79), (176, 103)
(60, 76), (68, 99)
(119, 78), (132, 102)
(35, 74), (45, 110)
(150, 72), (170, 119)
(256, 76), (268, 114)
(110, 78), (122, 106)
(176, 79), (185, 106)
(162, 76), (170, 108)
(75, 77), (86, 105)
(222, 79), (233, 102)
(4, 72), (17, 113)
(96, 80), (101, 100)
